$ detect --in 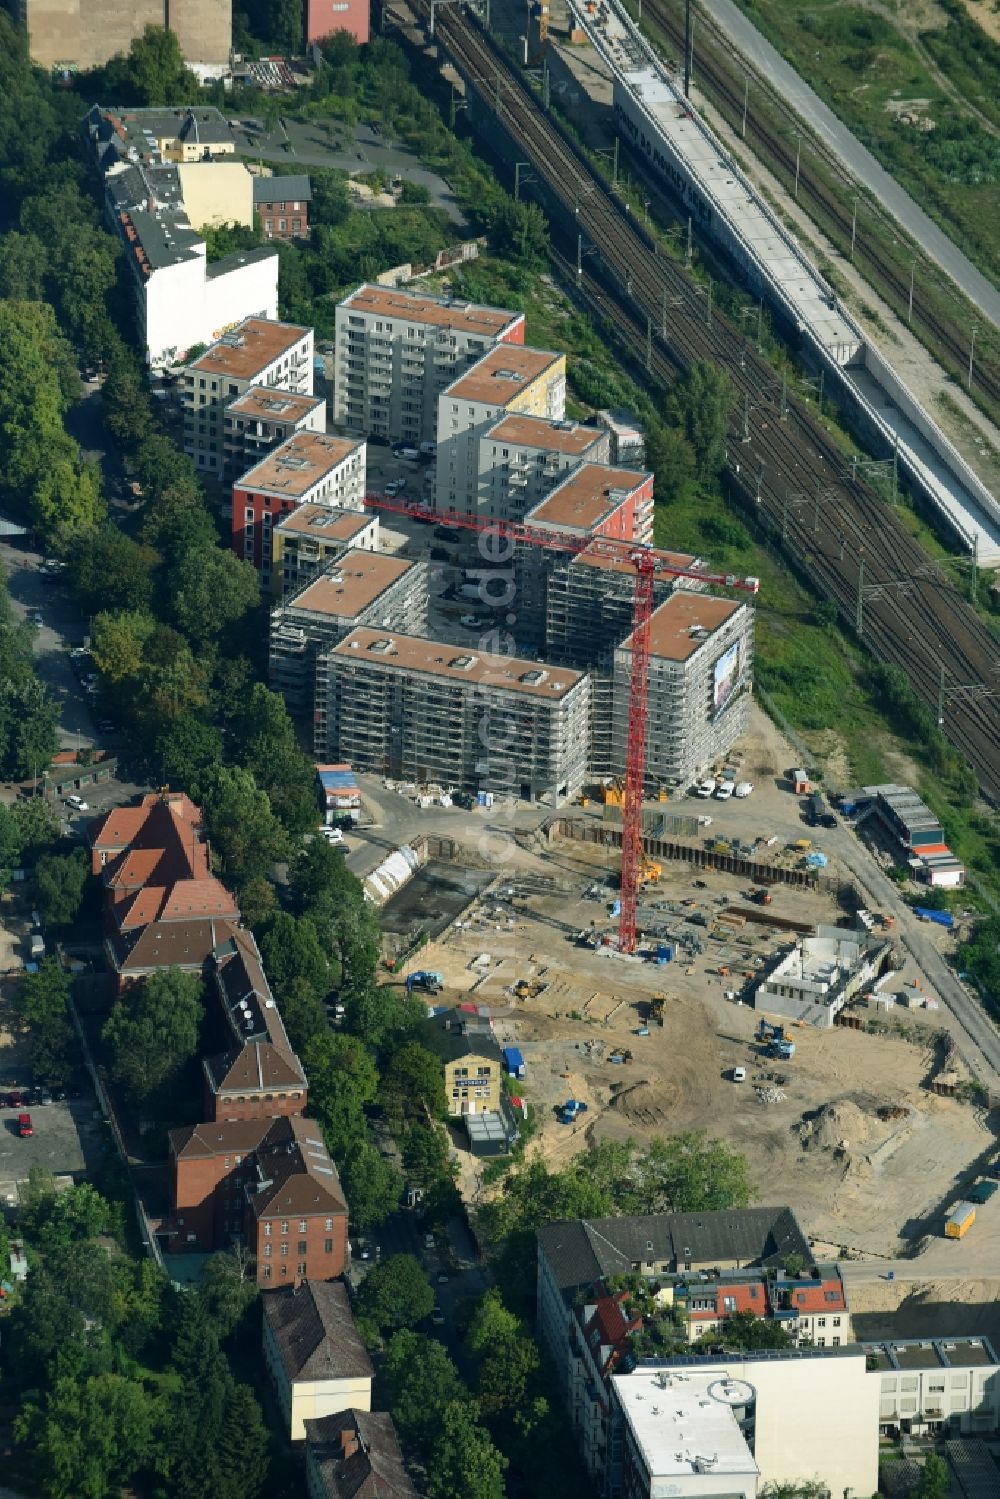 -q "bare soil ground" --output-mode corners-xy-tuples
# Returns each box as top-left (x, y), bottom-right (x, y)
(411, 710), (998, 1262)
(848, 1275), (1000, 1347)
